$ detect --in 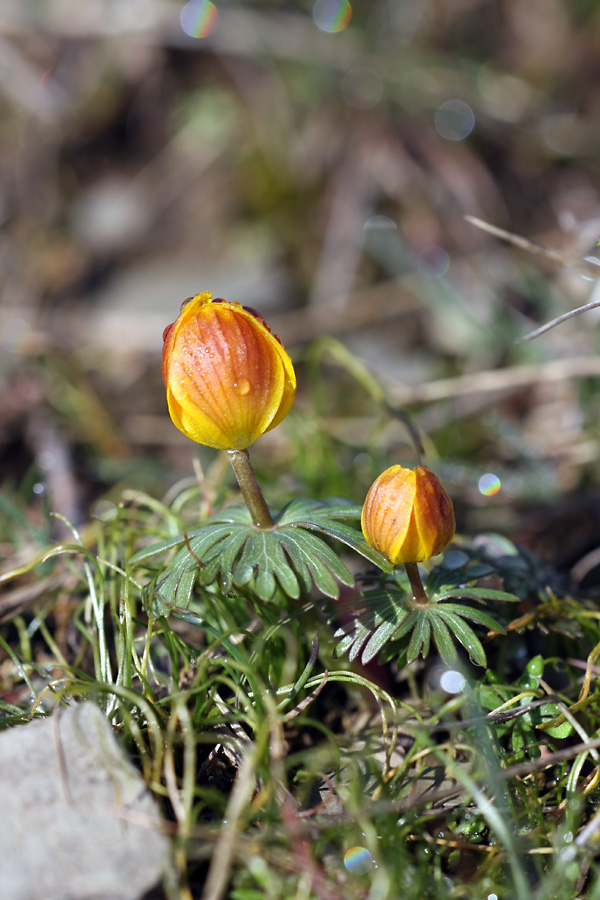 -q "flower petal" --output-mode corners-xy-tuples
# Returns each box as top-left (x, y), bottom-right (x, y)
(162, 292), (296, 450)
(361, 464), (455, 565)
